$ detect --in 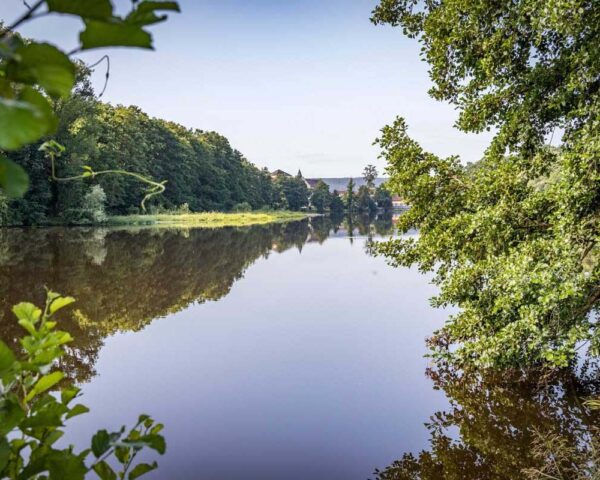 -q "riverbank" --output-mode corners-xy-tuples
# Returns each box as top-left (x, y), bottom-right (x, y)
(107, 211), (312, 228)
